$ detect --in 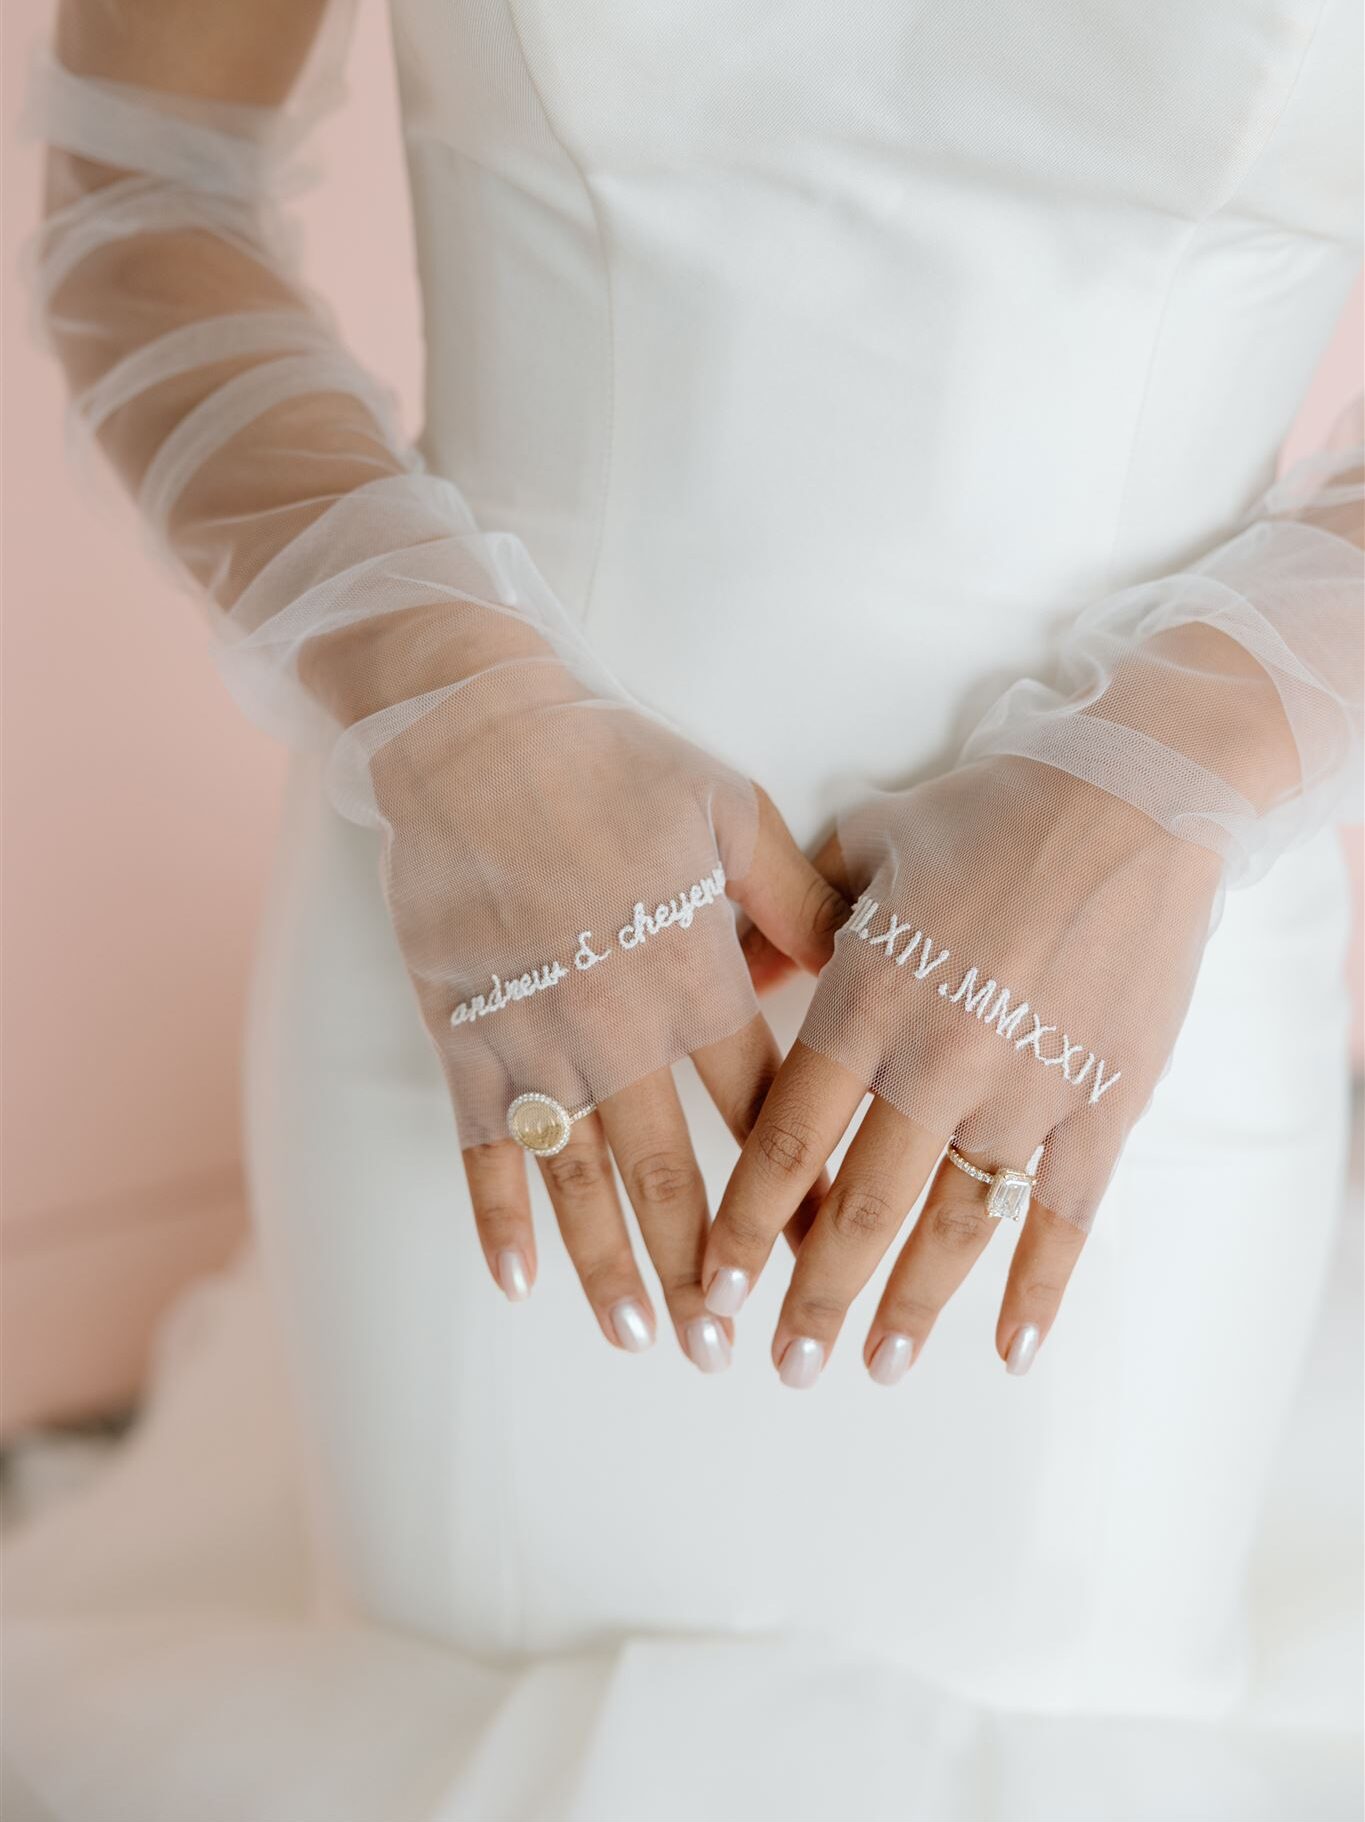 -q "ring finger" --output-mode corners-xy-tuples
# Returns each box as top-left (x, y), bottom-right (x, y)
(994, 1195), (1088, 1376)
(865, 1132), (1018, 1383)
